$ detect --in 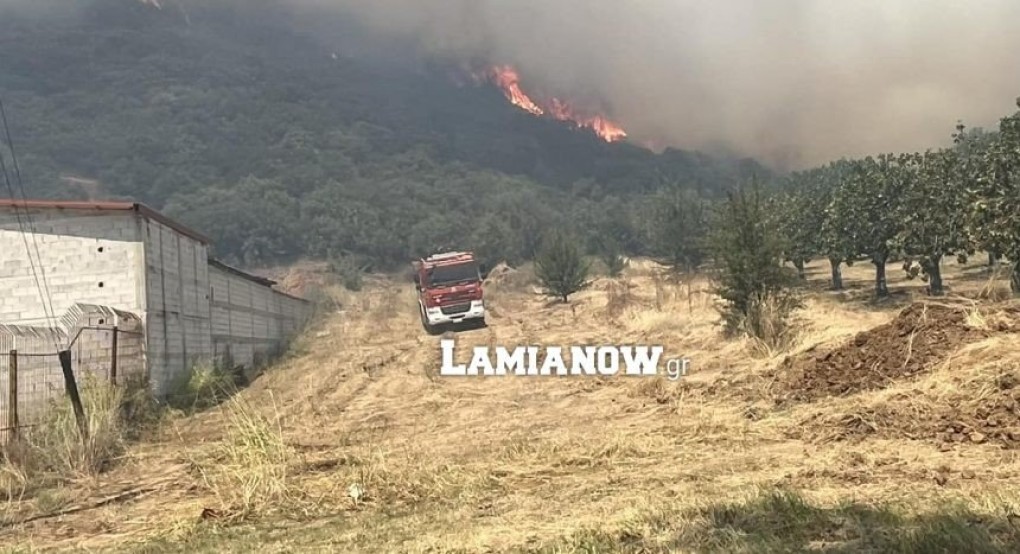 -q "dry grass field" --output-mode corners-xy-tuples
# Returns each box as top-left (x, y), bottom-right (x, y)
(2, 256), (1020, 553)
